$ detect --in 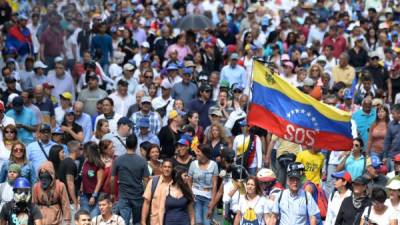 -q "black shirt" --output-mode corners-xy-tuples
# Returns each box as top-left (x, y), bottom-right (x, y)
(0, 201), (42, 225)
(0, 3), (11, 25)
(365, 65), (389, 91)
(335, 196), (370, 225)
(58, 157), (78, 201)
(158, 126), (181, 159)
(348, 48), (369, 69)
